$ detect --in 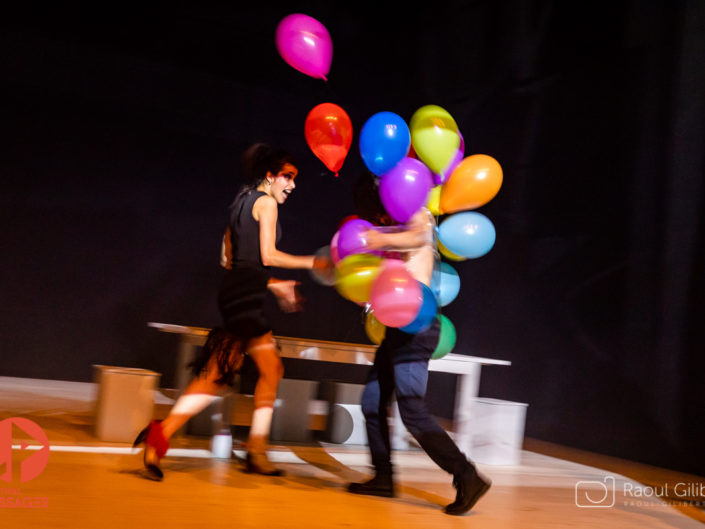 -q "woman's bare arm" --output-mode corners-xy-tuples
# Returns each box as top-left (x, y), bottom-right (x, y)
(254, 195), (316, 269)
(220, 227), (232, 269)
